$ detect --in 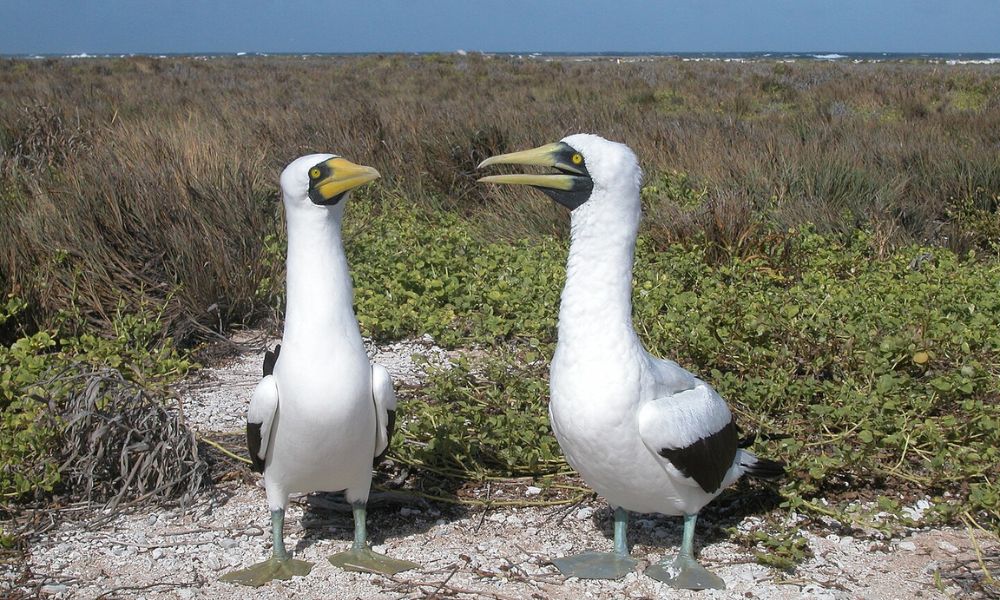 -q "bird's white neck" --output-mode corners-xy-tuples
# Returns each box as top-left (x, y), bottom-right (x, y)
(557, 189), (642, 354)
(282, 207), (362, 347)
